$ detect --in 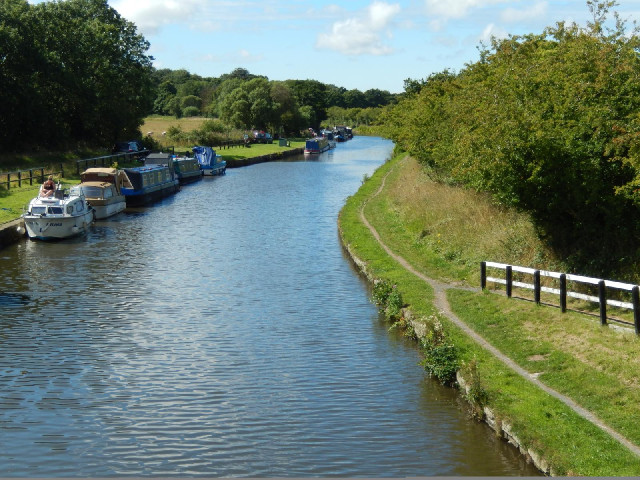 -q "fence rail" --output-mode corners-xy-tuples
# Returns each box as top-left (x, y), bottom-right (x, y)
(481, 261), (640, 334)
(1, 165), (65, 189)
